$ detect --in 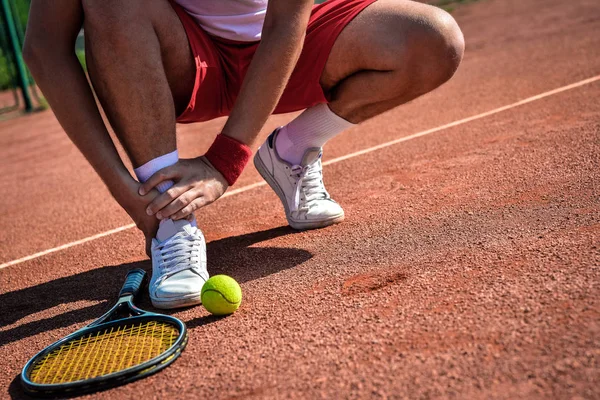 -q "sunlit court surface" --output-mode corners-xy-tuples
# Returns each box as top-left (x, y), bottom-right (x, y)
(1, 0), (599, 398)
